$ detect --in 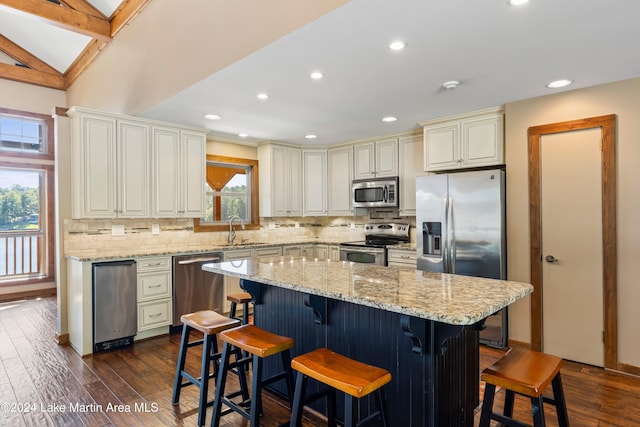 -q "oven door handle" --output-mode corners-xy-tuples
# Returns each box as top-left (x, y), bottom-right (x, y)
(340, 247), (385, 254)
